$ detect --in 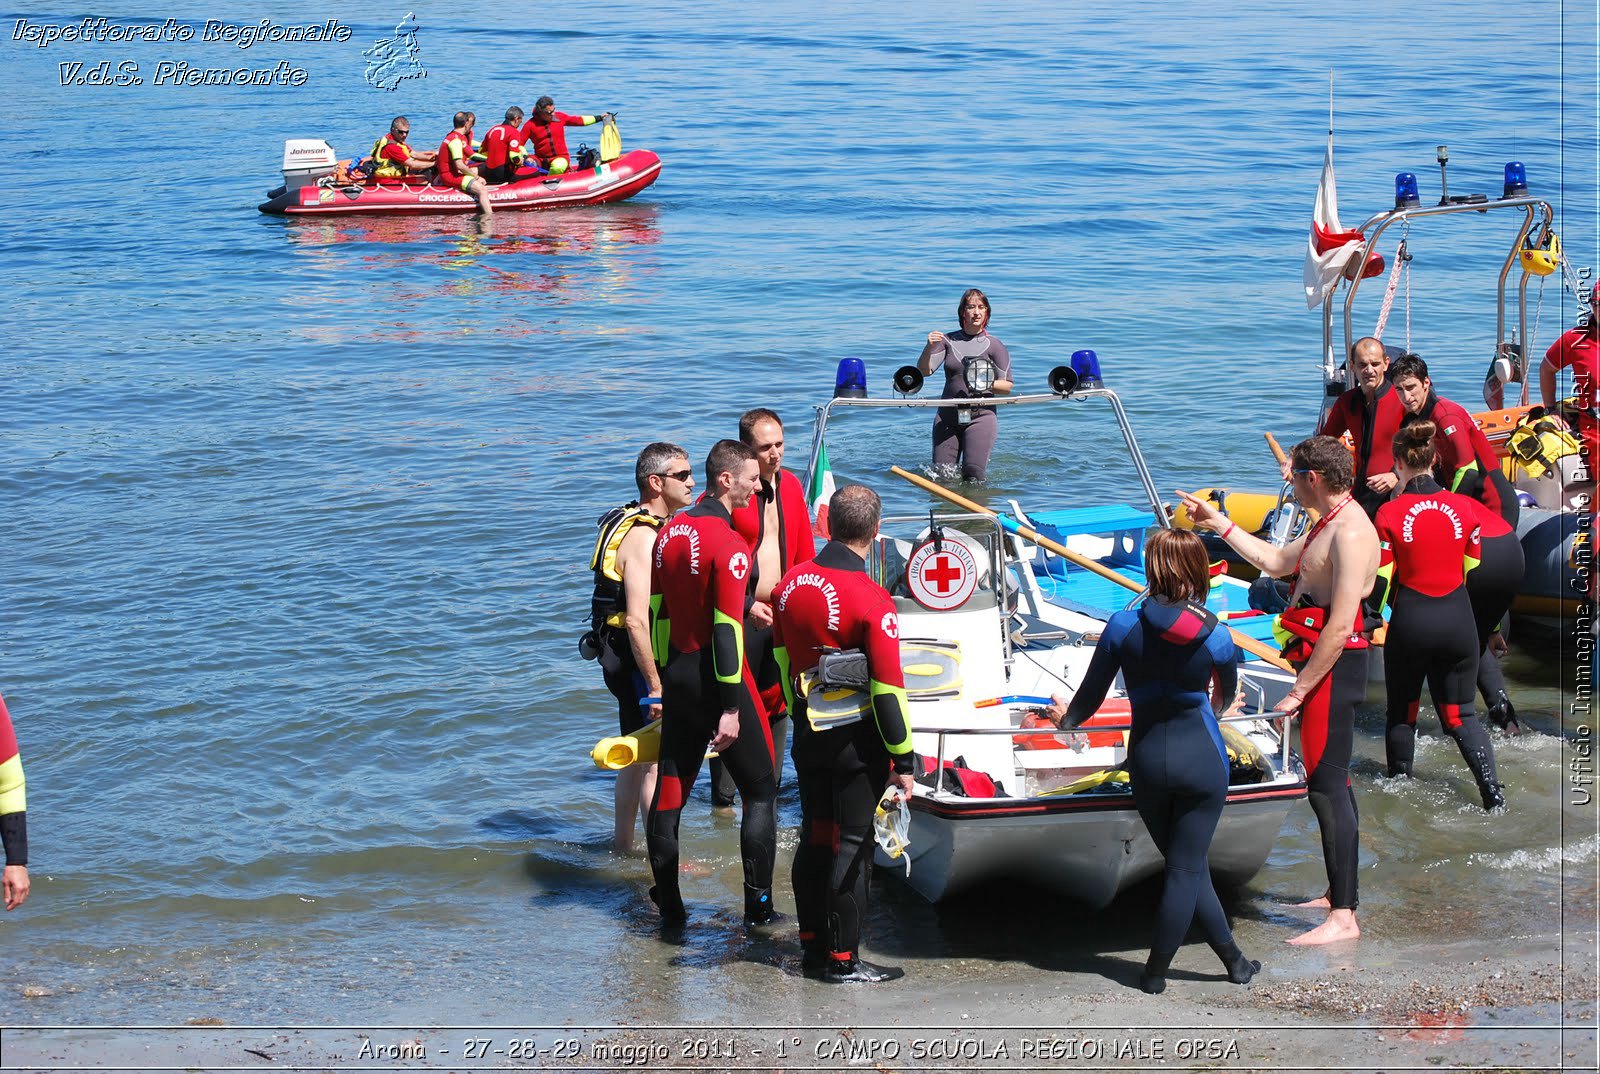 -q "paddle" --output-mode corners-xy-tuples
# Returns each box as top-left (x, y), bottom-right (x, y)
(1264, 432), (1289, 469)
(889, 465), (1295, 671)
